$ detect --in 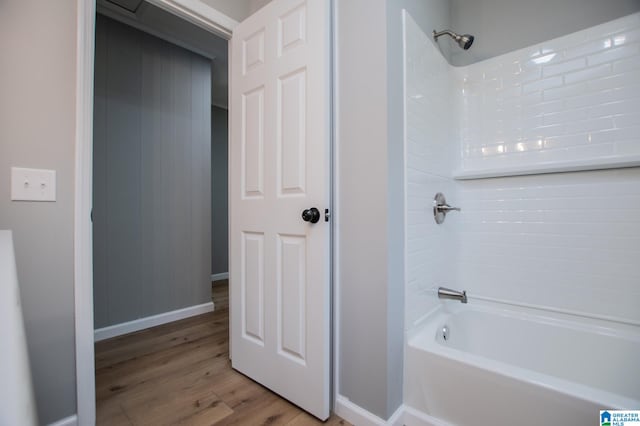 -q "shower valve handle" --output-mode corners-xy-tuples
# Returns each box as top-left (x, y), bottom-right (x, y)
(433, 192), (461, 224)
(436, 204), (461, 213)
